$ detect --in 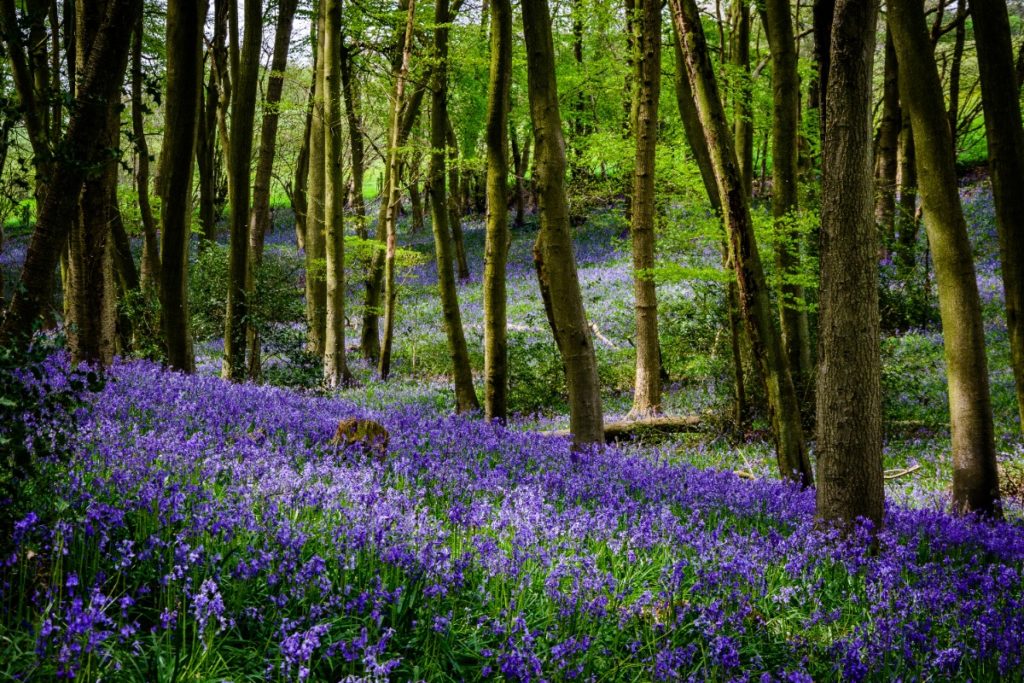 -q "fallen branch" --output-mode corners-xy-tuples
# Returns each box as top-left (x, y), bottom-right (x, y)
(588, 322), (619, 349)
(884, 464), (921, 480)
(541, 415), (702, 442)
